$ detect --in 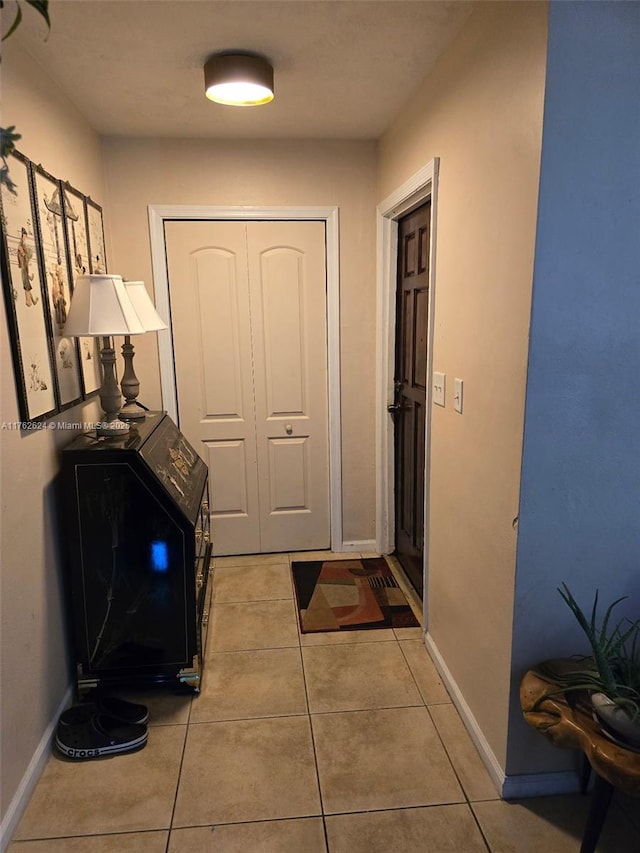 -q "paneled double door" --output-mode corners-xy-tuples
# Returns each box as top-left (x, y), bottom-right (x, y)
(165, 220), (330, 555)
